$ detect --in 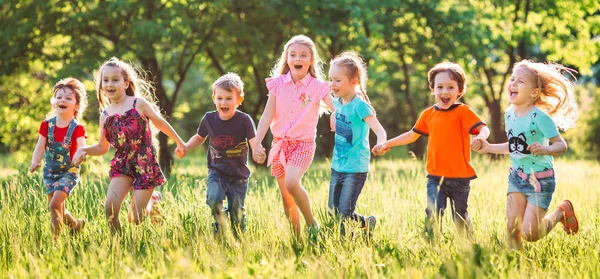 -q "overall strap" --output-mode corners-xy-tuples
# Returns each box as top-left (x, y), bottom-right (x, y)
(63, 119), (79, 145)
(47, 117), (57, 143)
